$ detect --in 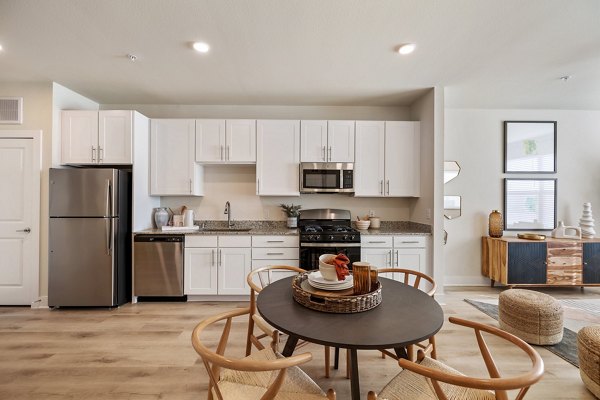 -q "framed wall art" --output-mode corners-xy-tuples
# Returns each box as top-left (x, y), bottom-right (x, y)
(504, 178), (556, 231)
(504, 121), (557, 173)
